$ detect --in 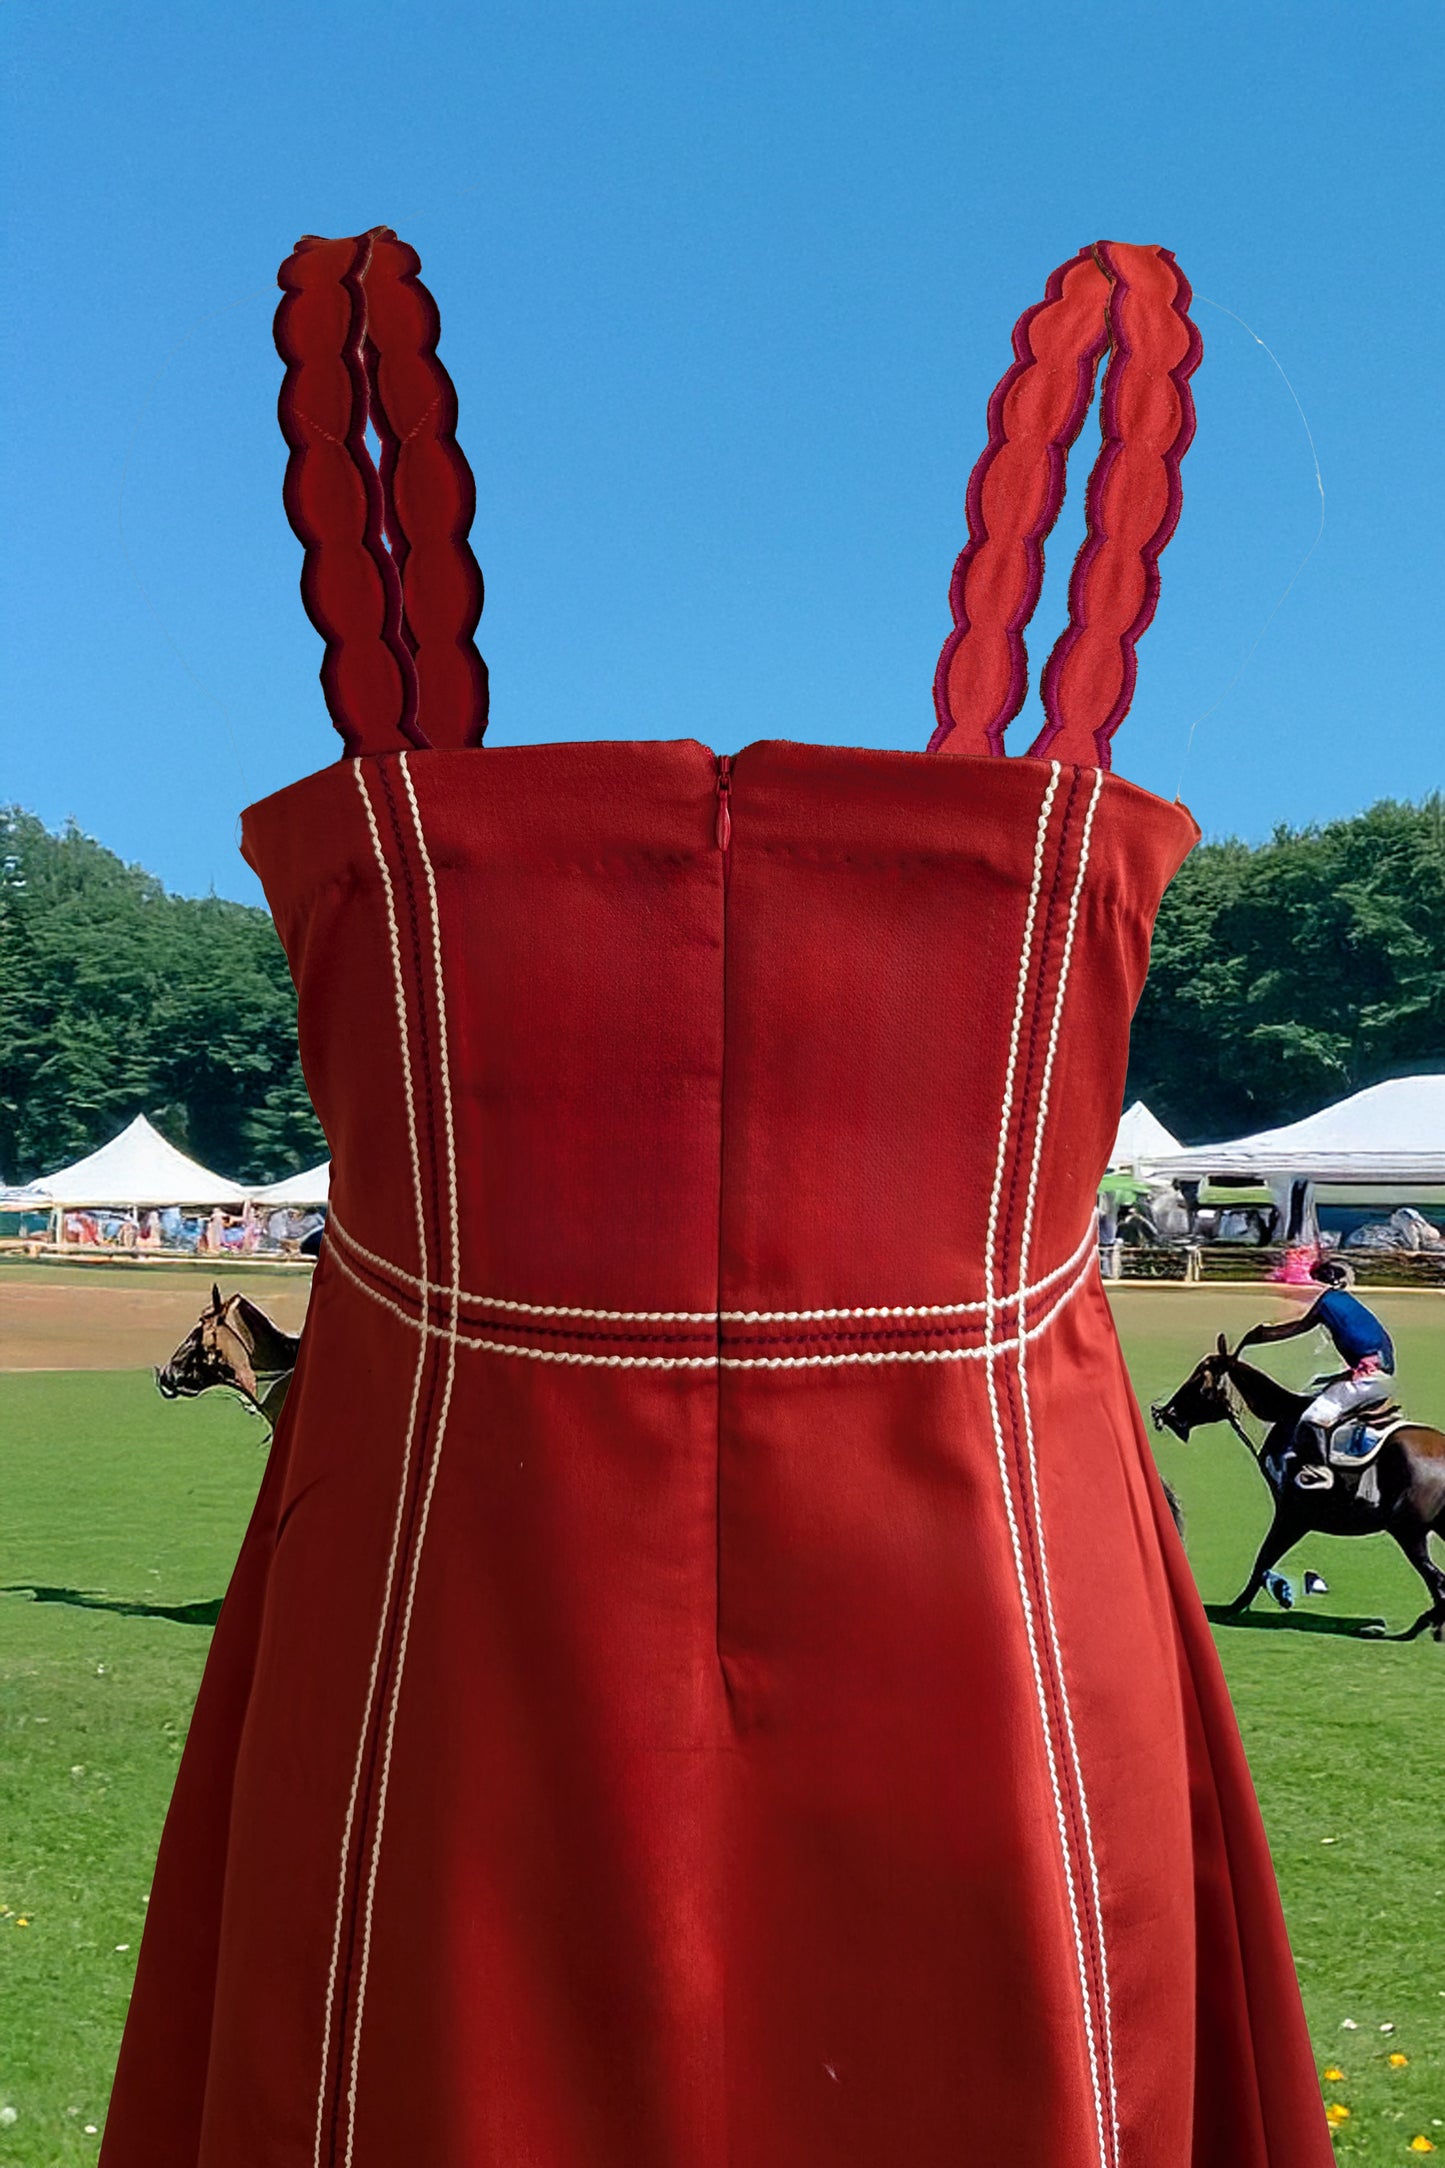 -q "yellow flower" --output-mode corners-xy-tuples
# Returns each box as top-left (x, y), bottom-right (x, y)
(1325, 2102), (1351, 2124)
(15, 1918), (28, 1928)
(1322, 2065), (1345, 2080)
(1407, 2140), (1436, 2154)
(1389, 2052), (1410, 2067)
